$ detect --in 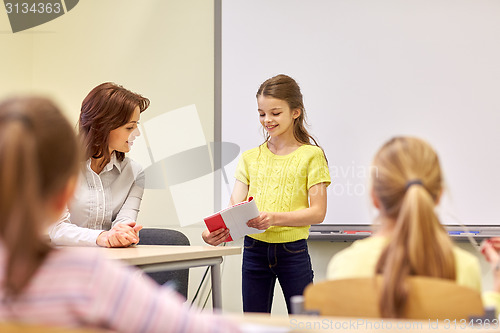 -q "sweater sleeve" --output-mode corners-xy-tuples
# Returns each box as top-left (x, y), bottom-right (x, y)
(307, 148), (331, 190)
(84, 256), (241, 333)
(234, 154), (250, 185)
